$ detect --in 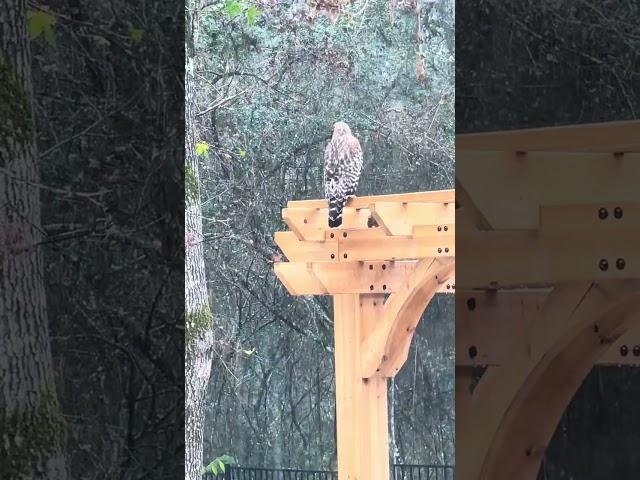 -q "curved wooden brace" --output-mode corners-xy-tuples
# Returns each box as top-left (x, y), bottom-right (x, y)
(360, 257), (455, 378)
(458, 280), (640, 480)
